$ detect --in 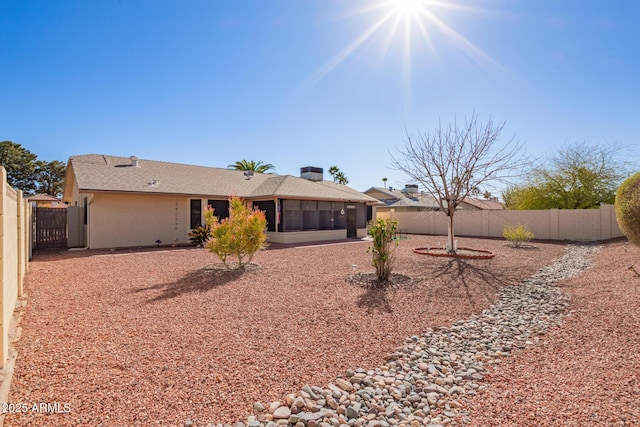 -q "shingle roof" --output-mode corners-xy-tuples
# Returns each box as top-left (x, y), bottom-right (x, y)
(28, 194), (61, 201)
(65, 154), (377, 203)
(364, 186), (441, 209)
(461, 197), (505, 210)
